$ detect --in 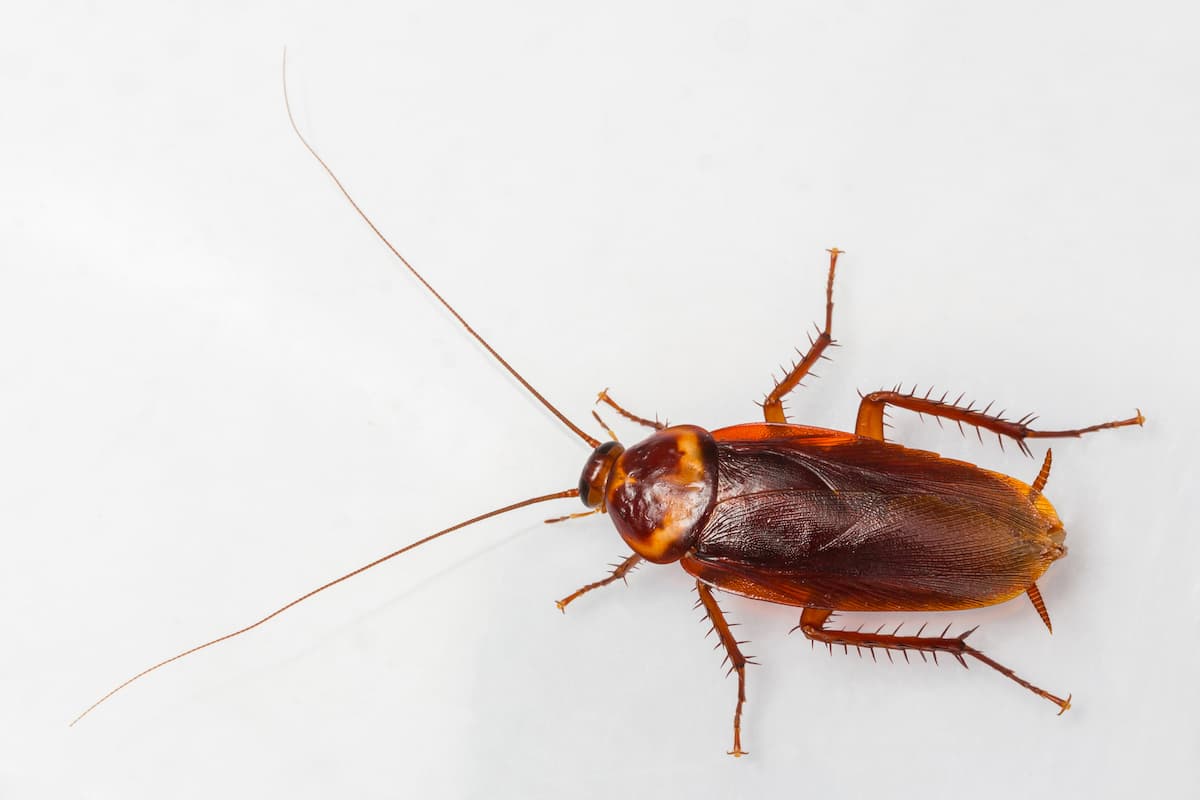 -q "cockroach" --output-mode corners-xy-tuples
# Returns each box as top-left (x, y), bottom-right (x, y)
(72, 65), (1145, 756)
